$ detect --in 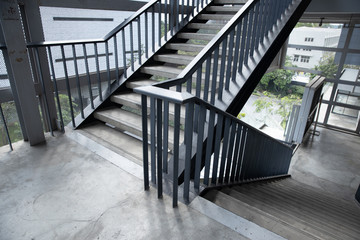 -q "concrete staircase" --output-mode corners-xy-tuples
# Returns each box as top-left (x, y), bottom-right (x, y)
(81, 0), (248, 162)
(202, 177), (360, 240)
